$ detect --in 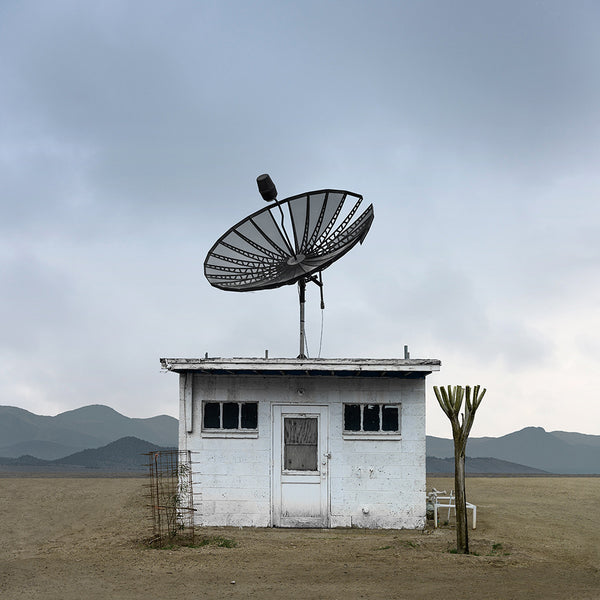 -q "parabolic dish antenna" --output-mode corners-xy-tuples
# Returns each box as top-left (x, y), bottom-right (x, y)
(204, 174), (374, 357)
